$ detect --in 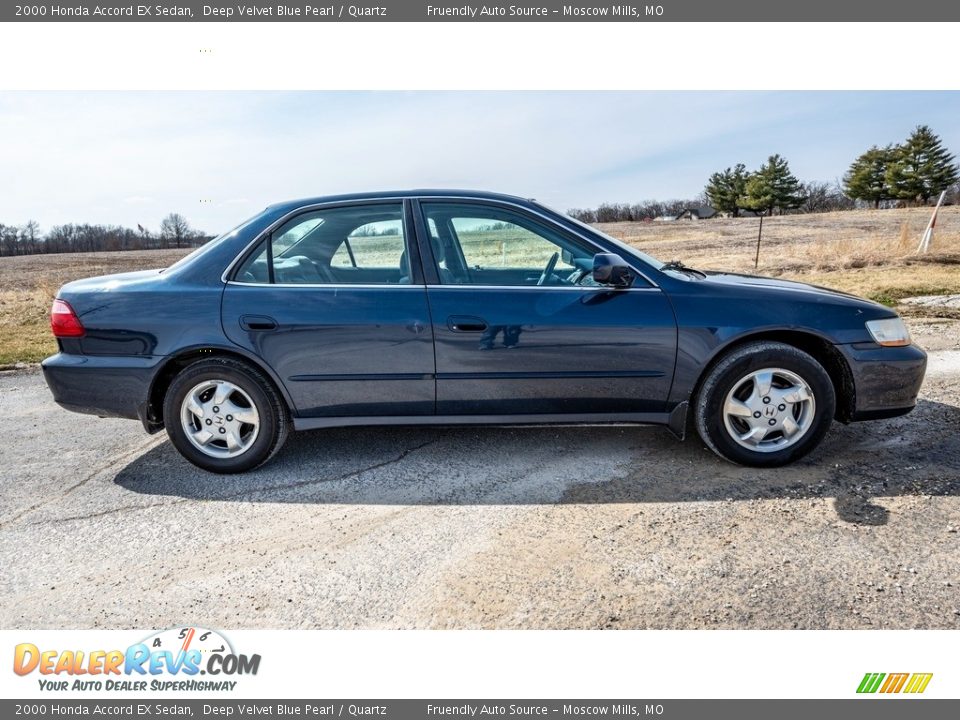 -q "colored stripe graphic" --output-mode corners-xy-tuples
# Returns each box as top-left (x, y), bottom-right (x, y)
(857, 673), (885, 693)
(857, 672), (932, 694)
(880, 673), (909, 693)
(904, 673), (933, 694)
